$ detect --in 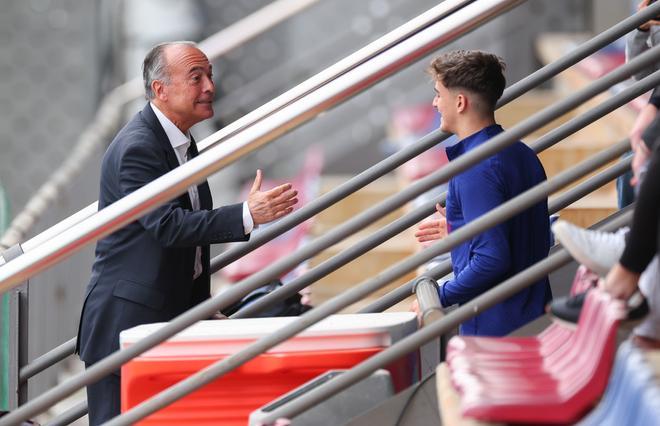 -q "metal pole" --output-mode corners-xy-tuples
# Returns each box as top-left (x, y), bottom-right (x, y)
(43, 401), (88, 426)
(1, 0), (326, 252)
(14, 0), (660, 268)
(231, 67), (659, 318)
(25, 151), (617, 394)
(412, 277), (443, 376)
(549, 157), (632, 213)
(0, 0), (526, 295)
(101, 139), (630, 426)
(15, 0), (474, 255)
(3, 245), (27, 409)
(0, 3), (528, 423)
(413, 277), (443, 326)
(259, 211), (633, 421)
(362, 154), (633, 314)
(358, 260), (453, 313)
(231, 193), (444, 318)
(19, 338), (76, 384)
